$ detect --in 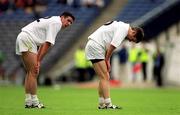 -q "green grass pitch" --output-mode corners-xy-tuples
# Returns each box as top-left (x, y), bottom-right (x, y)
(0, 85), (180, 115)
